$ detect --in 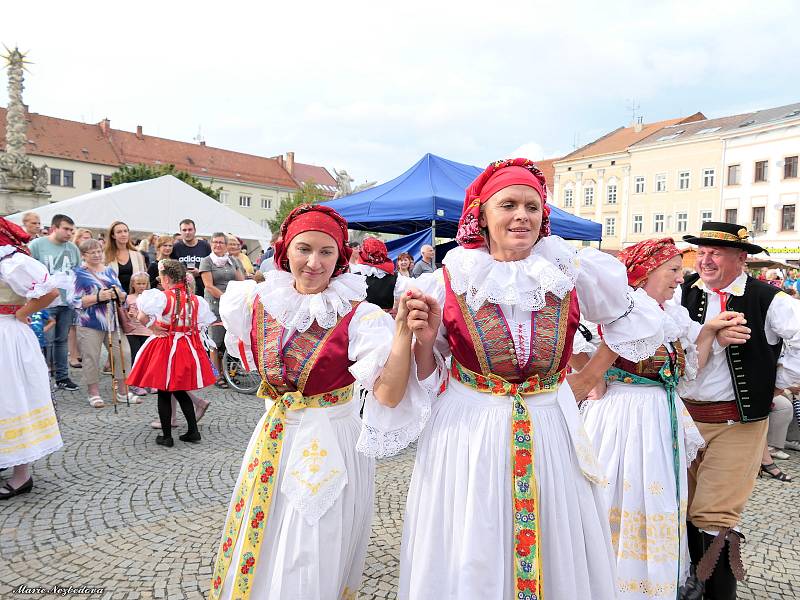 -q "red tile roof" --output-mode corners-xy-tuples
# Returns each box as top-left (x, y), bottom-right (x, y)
(0, 107), (120, 166)
(532, 157), (558, 194)
(109, 127), (298, 189)
(291, 162), (336, 188)
(560, 112), (706, 161)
